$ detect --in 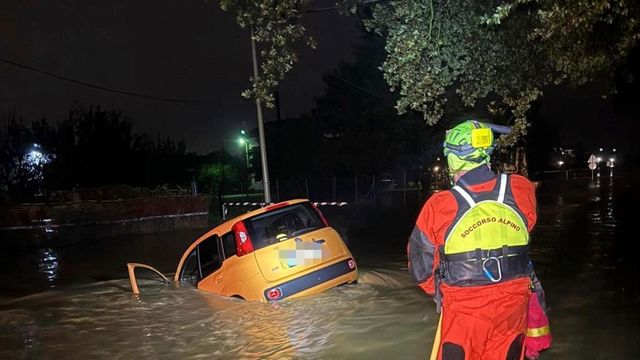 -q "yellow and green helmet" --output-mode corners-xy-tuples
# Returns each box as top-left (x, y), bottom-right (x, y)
(443, 120), (495, 174)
